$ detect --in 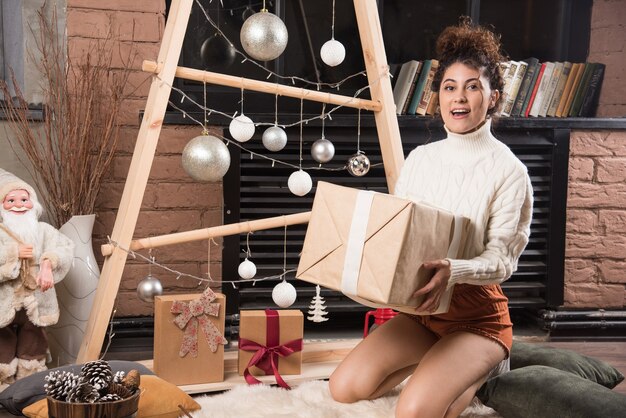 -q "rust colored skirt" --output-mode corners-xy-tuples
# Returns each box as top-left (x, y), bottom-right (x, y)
(407, 283), (513, 358)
